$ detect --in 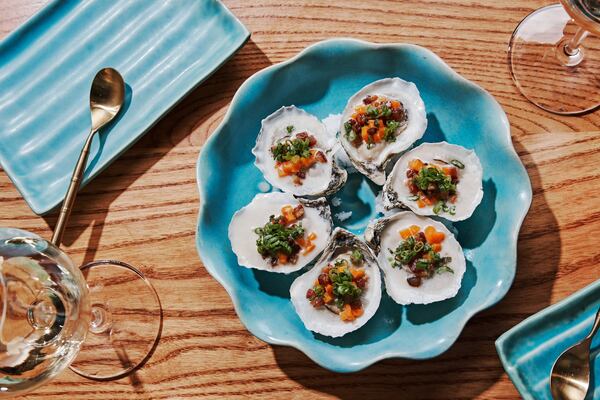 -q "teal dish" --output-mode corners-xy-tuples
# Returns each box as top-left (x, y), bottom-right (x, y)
(196, 39), (532, 372)
(0, 0), (249, 215)
(496, 281), (600, 400)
